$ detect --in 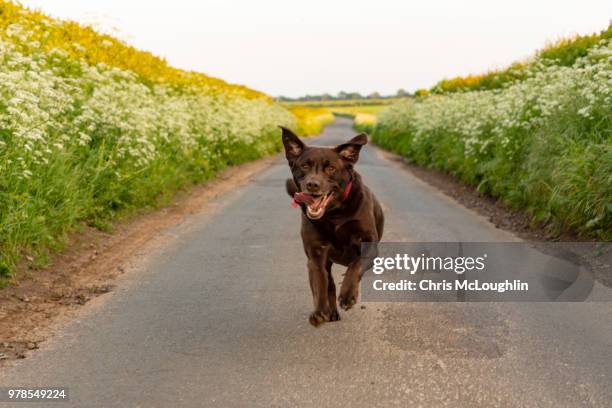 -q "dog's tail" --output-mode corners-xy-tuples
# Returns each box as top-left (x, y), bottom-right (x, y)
(286, 178), (298, 197)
